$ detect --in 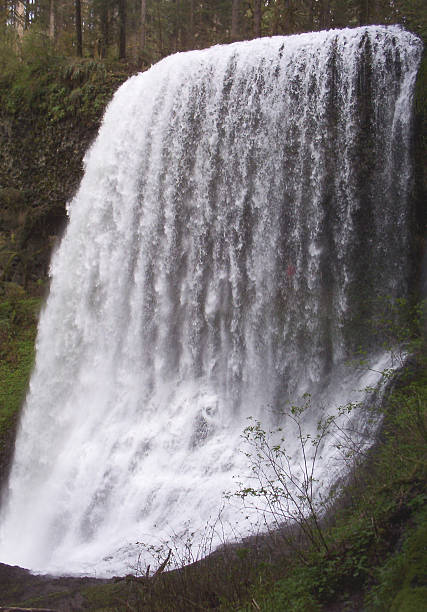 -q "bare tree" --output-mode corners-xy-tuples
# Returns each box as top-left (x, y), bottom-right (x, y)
(0, 1), (7, 30)
(97, 0), (110, 58)
(189, 0), (195, 48)
(319, 0), (331, 29)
